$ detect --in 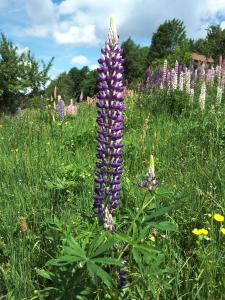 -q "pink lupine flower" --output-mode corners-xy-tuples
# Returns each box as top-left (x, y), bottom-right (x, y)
(66, 99), (77, 116)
